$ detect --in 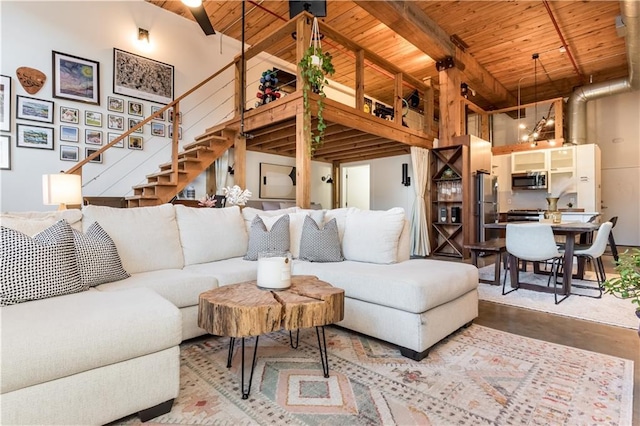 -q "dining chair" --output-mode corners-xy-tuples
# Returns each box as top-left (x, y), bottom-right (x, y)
(504, 223), (567, 304)
(608, 216), (619, 262)
(561, 221), (613, 299)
